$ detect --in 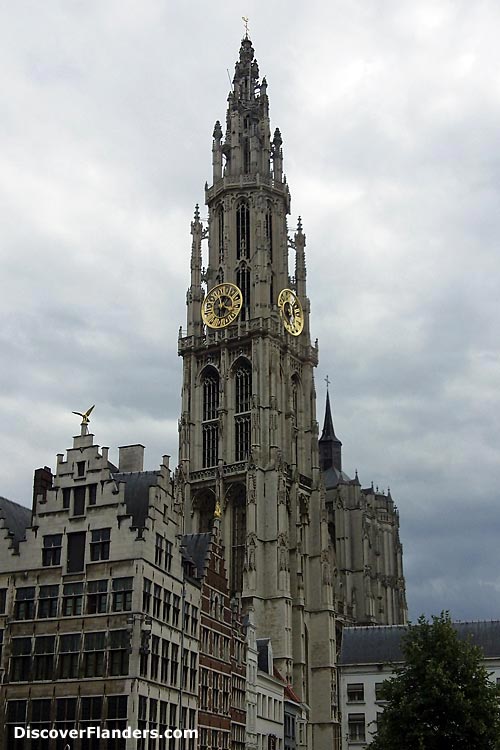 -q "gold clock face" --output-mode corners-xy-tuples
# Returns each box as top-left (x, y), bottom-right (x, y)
(278, 288), (304, 336)
(201, 283), (243, 329)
